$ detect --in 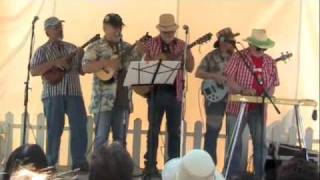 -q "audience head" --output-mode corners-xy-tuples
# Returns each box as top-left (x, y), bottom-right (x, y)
(89, 142), (134, 180)
(276, 157), (319, 180)
(4, 144), (47, 180)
